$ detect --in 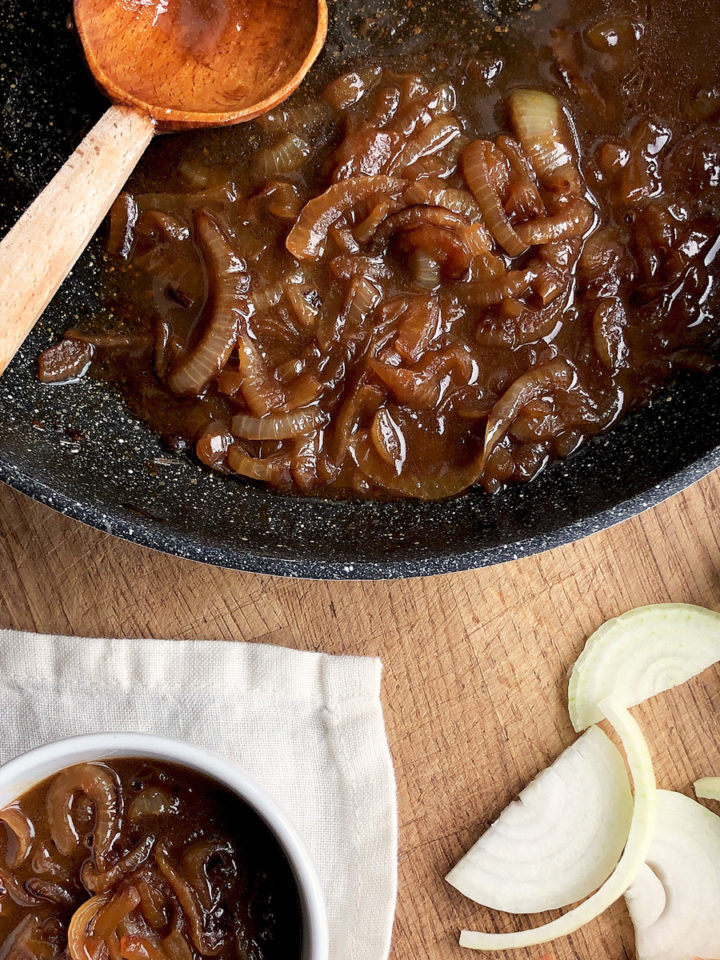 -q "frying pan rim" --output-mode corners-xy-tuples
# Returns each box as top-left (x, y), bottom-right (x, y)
(0, 443), (717, 580)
